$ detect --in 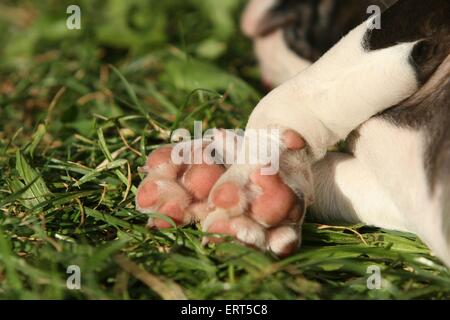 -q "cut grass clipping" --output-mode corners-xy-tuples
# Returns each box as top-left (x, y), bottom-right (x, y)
(1, 0), (450, 299)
